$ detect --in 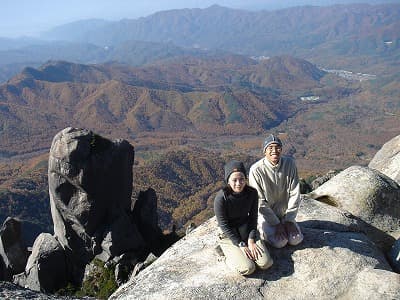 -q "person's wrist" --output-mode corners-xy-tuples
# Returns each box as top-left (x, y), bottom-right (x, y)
(238, 241), (246, 247)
